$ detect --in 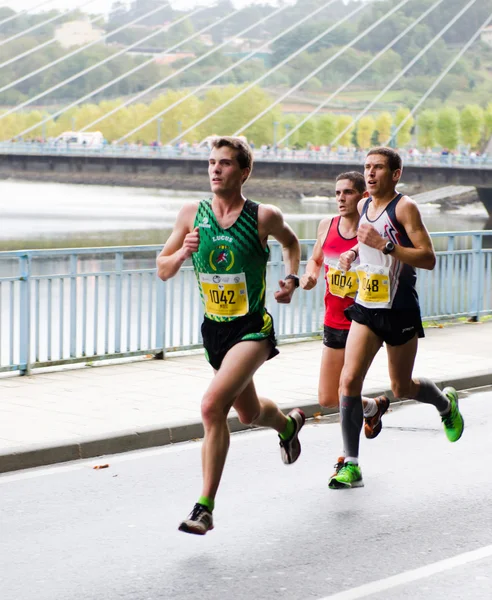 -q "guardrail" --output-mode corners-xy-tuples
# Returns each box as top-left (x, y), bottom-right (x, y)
(0, 142), (491, 168)
(1, 232), (491, 376)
